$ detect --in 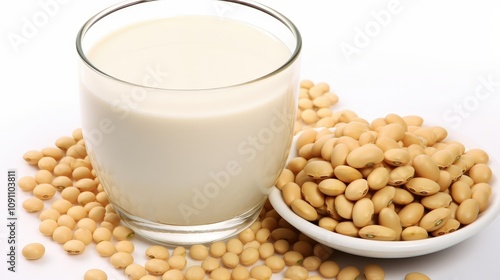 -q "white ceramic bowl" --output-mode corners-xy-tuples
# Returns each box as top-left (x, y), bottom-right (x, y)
(269, 129), (500, 258)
